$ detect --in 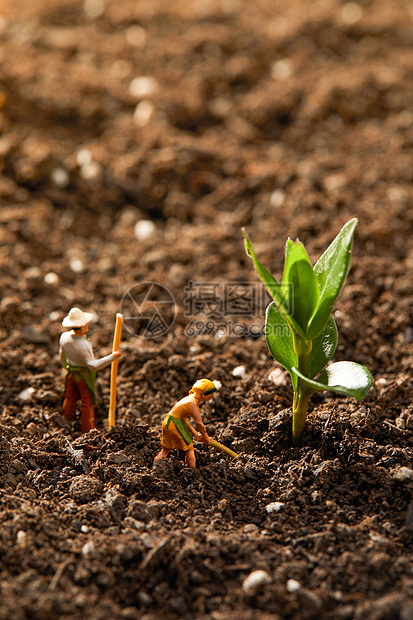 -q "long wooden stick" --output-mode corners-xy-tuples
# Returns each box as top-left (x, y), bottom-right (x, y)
(209, 439), (238, 459)
(108, 313), (123, 429)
